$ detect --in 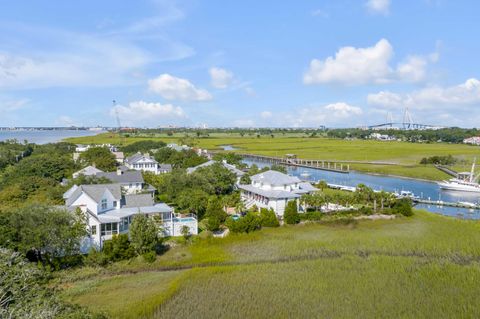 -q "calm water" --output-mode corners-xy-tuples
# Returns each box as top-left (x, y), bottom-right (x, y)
(0, 130), (102, 144)
(243, 158), (480, 220)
